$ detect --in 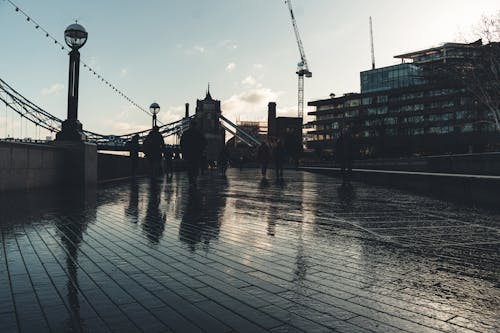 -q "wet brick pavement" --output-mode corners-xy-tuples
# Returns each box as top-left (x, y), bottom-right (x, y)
(0, 169), (499, 332)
